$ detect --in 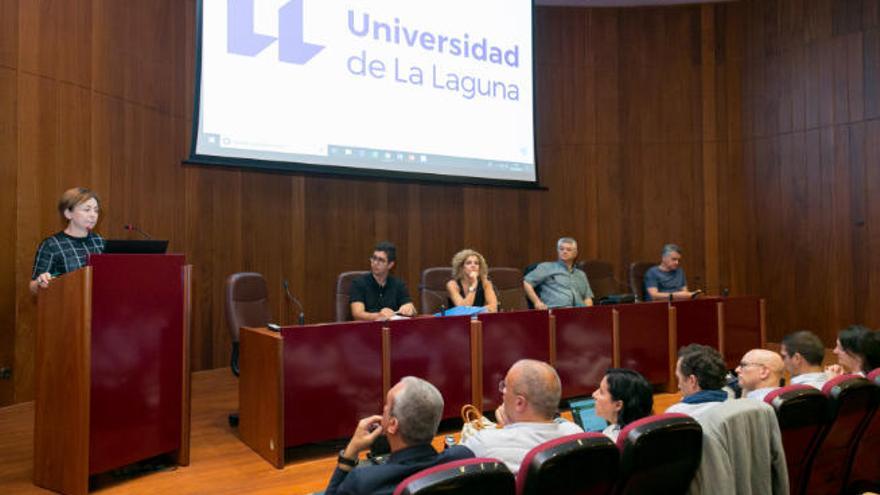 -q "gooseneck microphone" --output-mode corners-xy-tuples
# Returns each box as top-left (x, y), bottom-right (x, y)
(282, 279), (306, 325)
(123, 224), (152, 239)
